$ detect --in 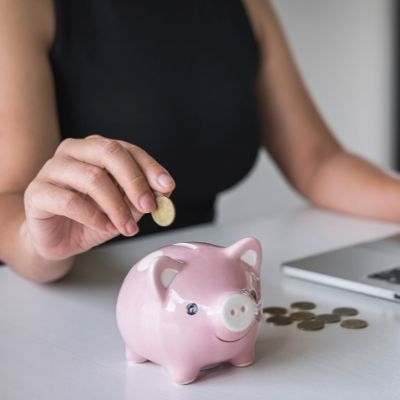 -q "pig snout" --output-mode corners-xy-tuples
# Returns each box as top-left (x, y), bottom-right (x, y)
(220, 293), (257, 333)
